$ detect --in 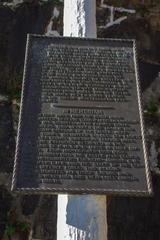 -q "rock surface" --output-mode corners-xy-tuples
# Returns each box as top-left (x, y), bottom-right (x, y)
(108, 173), (160, 240)
(0, 0), (63, 92)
